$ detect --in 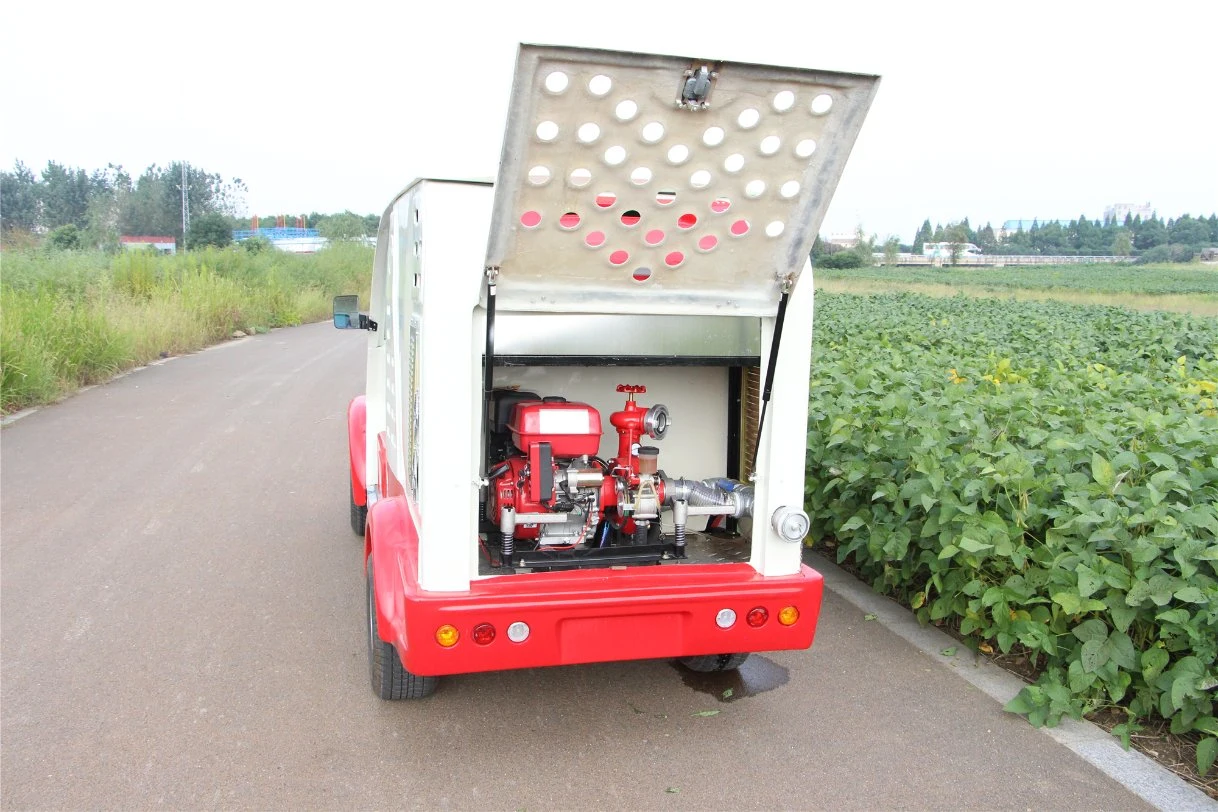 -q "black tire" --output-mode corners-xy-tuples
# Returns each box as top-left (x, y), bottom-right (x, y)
(349, 475), (367, 536)
(677, 653), (751, 672)
(366, 557), (438, 700)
